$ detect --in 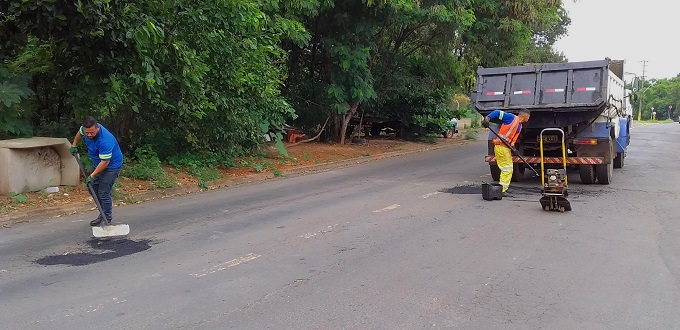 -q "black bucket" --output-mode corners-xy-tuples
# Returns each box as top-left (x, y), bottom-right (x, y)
(482, 183), (503, 201)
